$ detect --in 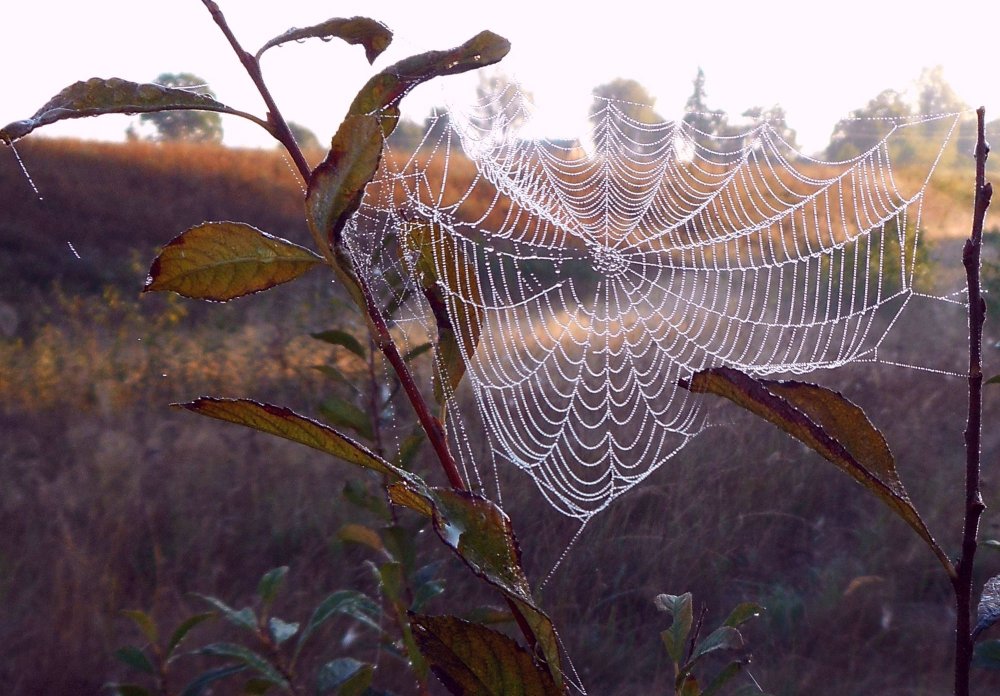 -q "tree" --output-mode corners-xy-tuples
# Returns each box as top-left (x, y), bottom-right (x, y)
(589, 78), (665, 154)
(682, 68), (730, 159)
(683, 68), (726, 136)
(472, 70), (532, 133)
(286, 121), (321, 152)
(916, 65), (967, 116)
(825, 88), (910, 161)
(139, 72), (223, 143)
(742, 104), (799, 151)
